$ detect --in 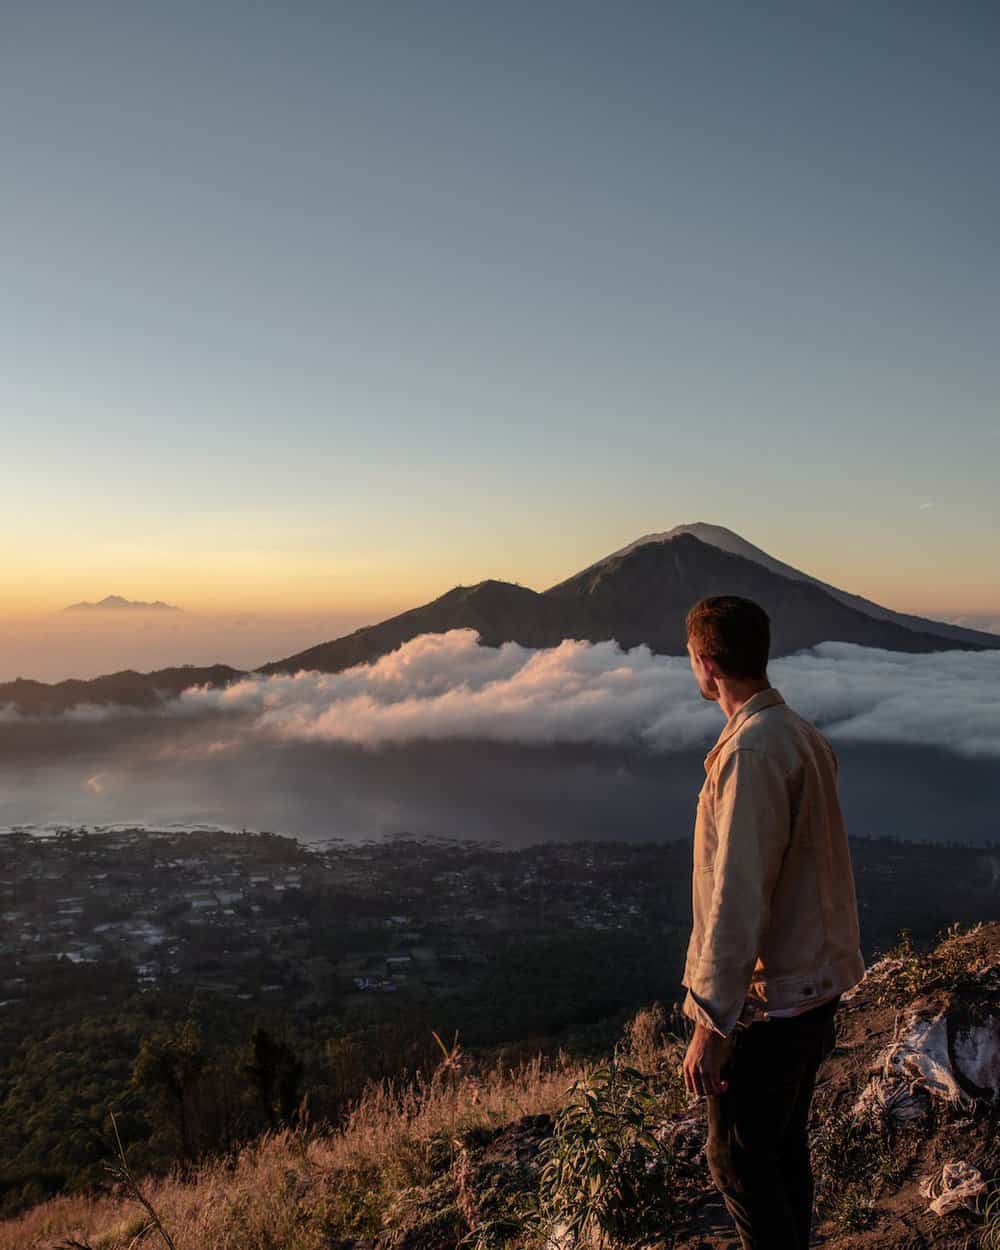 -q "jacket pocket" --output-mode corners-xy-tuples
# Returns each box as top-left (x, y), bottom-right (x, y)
(693, 788), (716, 872)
